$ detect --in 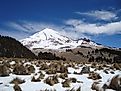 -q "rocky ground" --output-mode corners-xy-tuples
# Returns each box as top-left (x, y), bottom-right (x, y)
(0, 58), (121, 91)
